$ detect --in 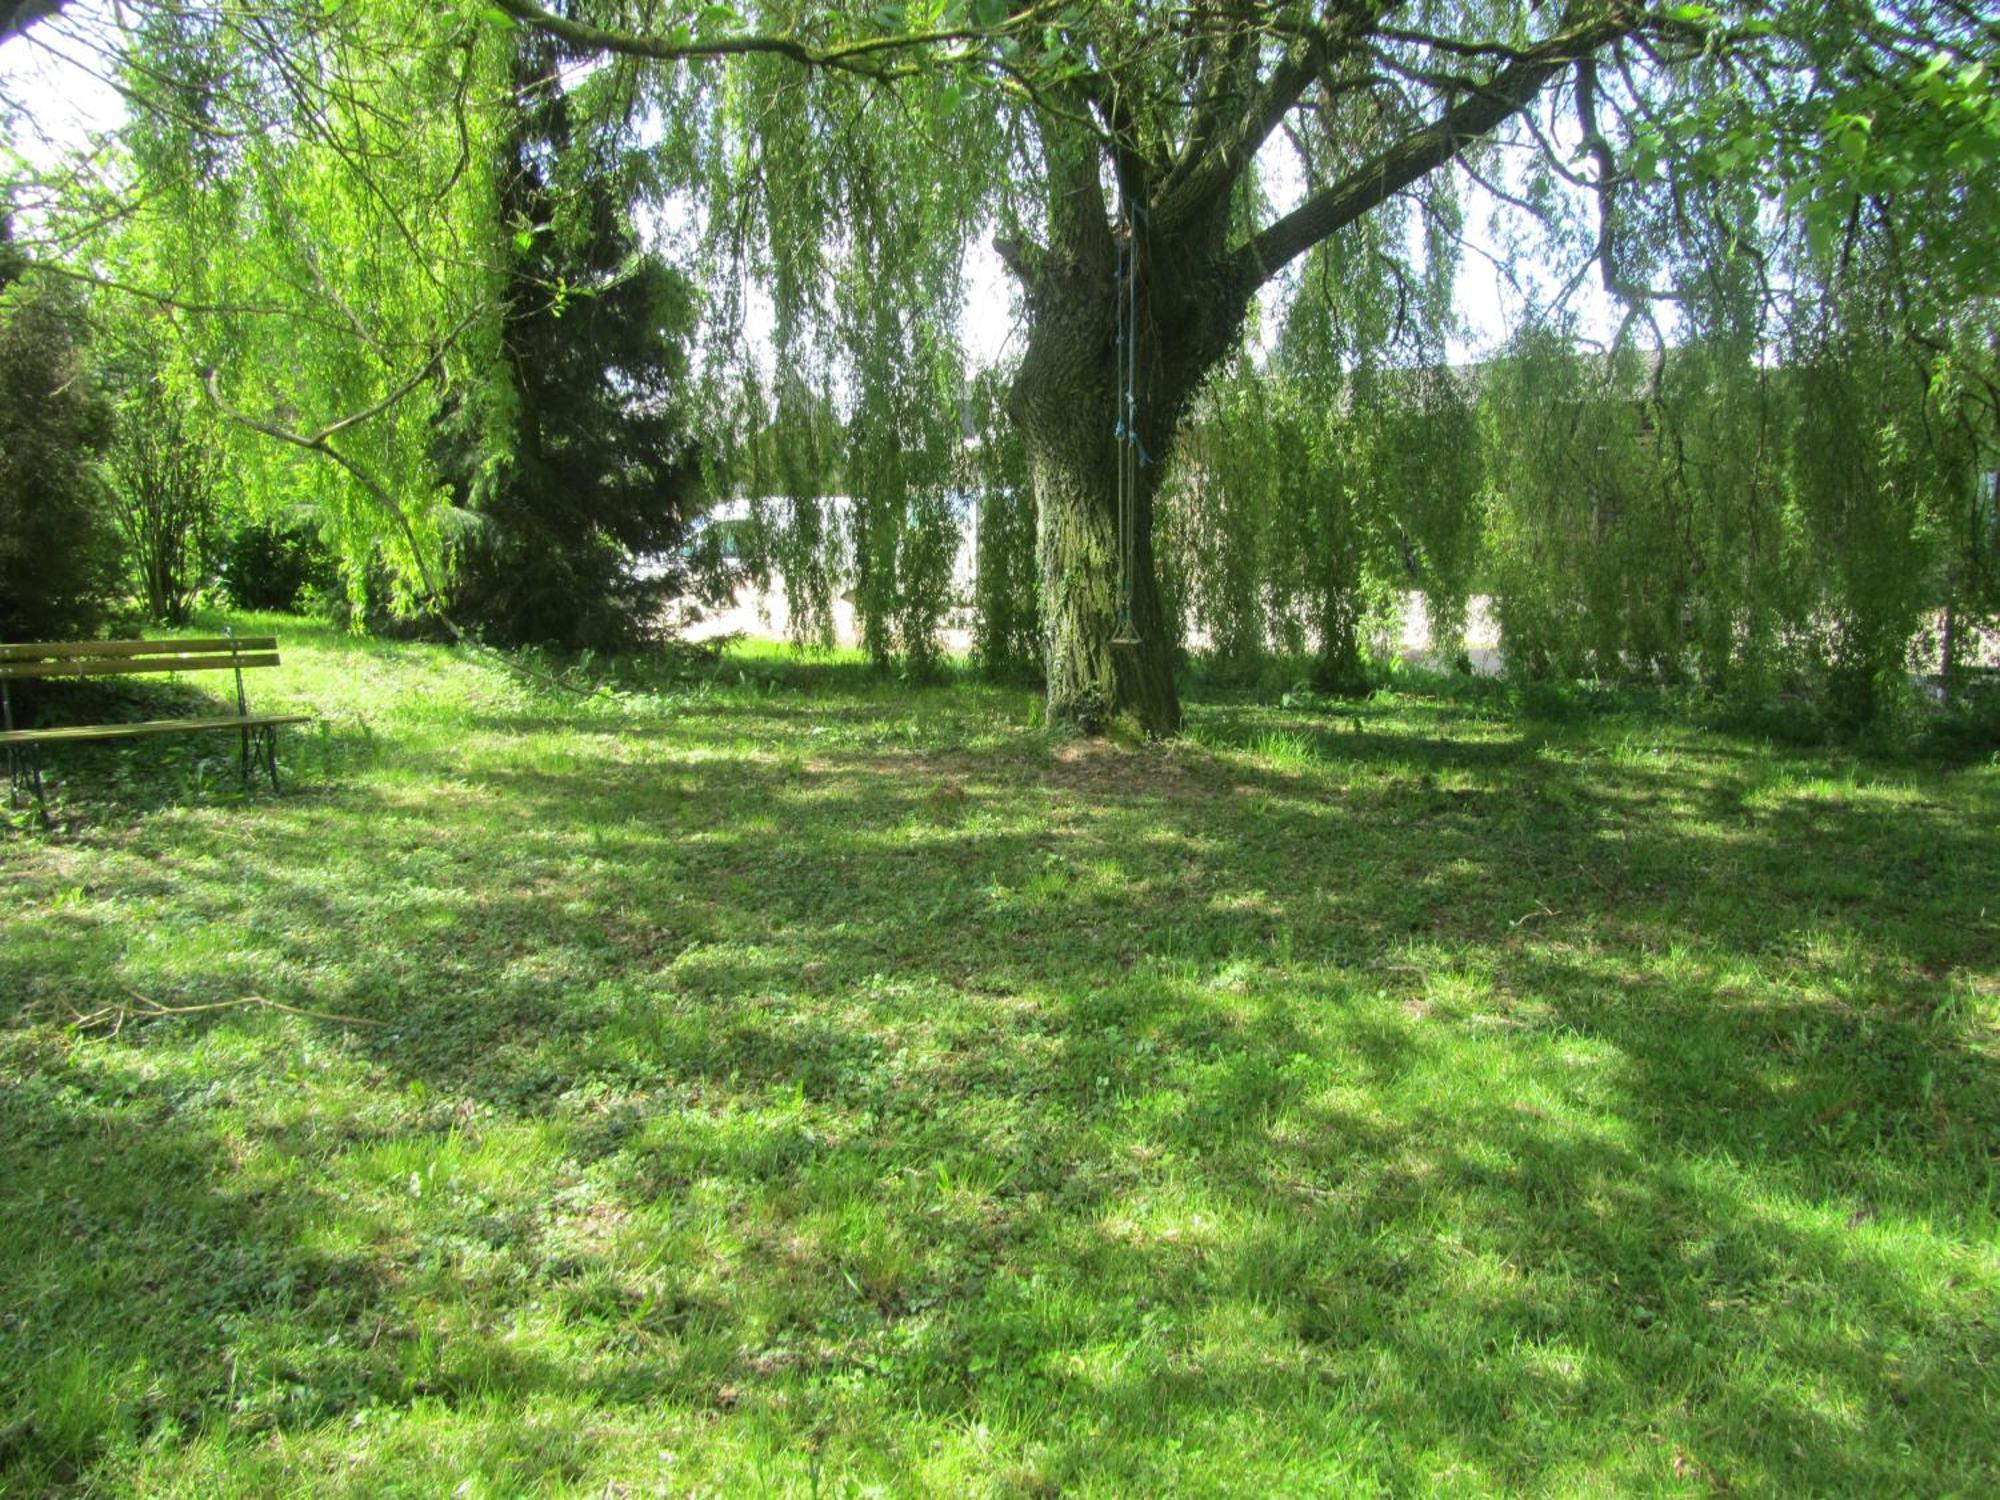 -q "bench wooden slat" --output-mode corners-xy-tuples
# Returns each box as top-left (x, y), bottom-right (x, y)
(0, 637), (278, 662)
(0, 652), (281, 681)
(1, 713), (312, 746)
